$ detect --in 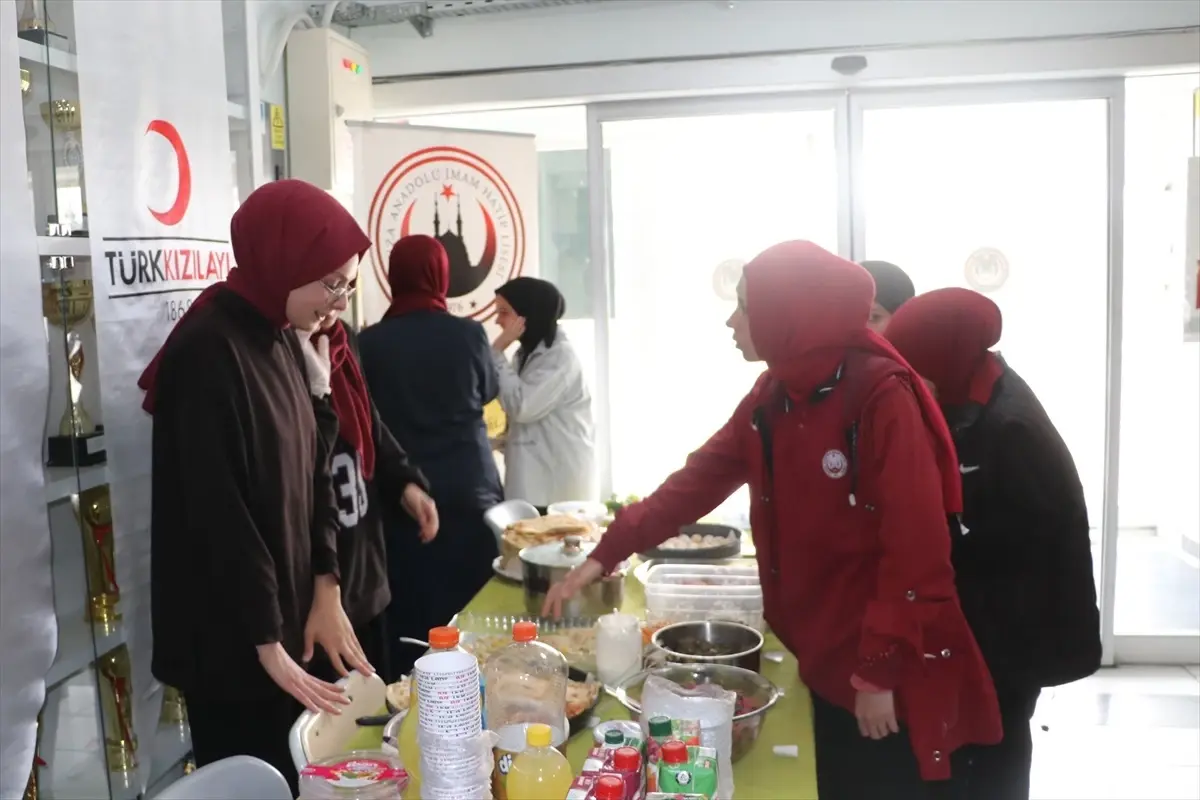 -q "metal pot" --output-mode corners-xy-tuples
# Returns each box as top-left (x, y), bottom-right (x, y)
(650, 620), (764, 673)
(519, 536), (625, 617)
